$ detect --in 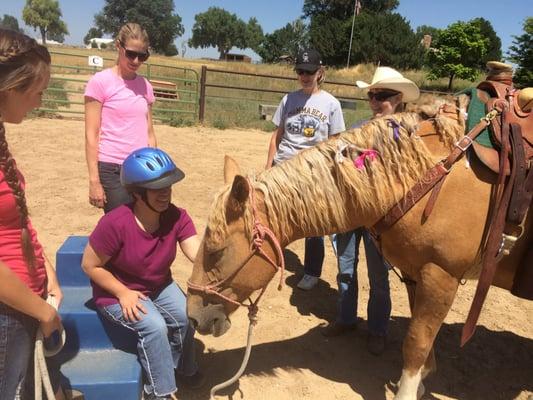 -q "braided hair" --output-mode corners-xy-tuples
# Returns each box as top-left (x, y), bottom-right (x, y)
(116, 23), (149, 48)
(0, 29), (51, 269)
